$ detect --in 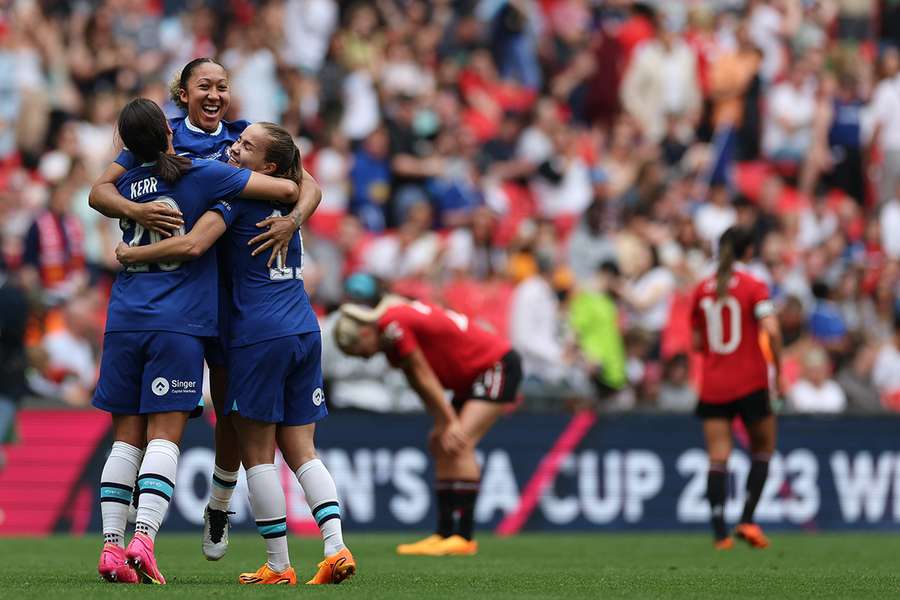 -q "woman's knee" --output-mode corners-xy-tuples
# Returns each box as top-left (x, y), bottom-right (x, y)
(114, 417), (146, 447)
(147, 414), (188, 442)
(749, 417), (777, 454)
